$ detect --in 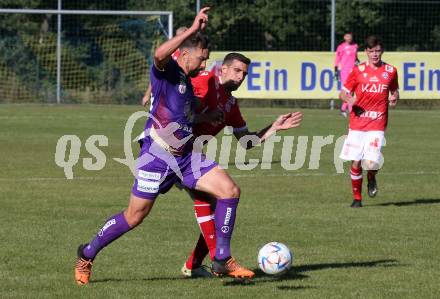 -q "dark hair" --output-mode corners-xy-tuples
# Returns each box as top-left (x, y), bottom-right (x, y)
(222, 52), (251, 66)
(365, 35), (383, 49)
(180, 32), (210, 50)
